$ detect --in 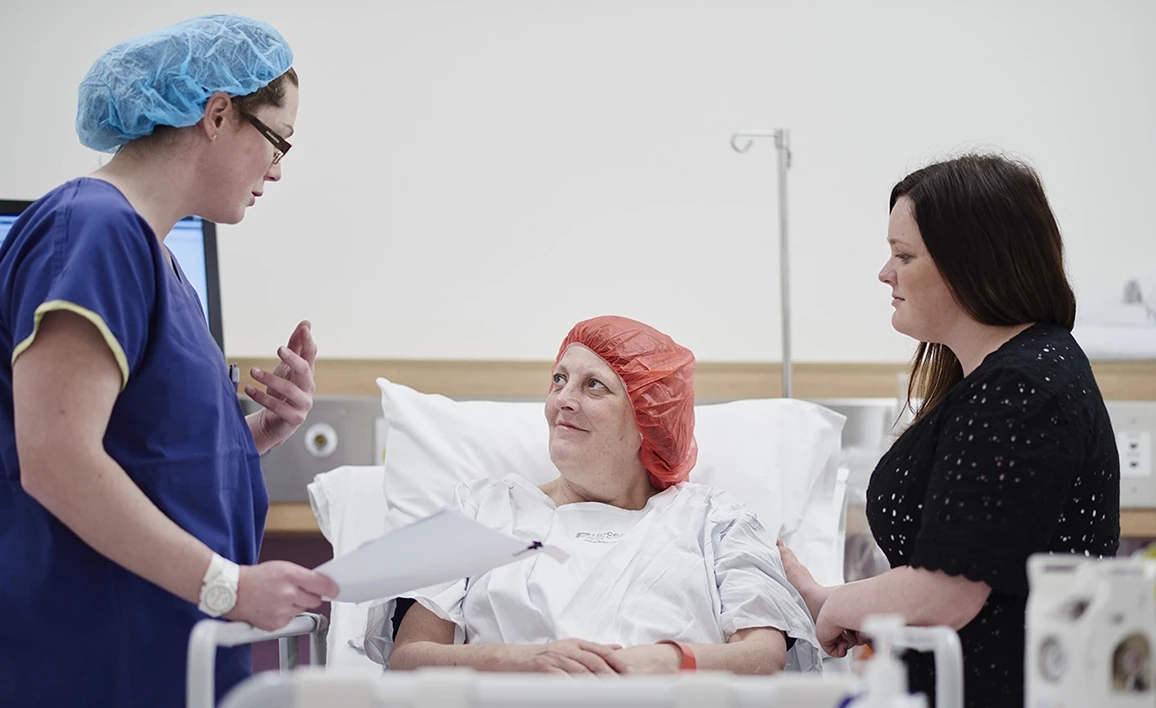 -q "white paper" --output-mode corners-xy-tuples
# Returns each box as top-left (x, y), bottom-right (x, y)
(314, 507), (568, 603)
